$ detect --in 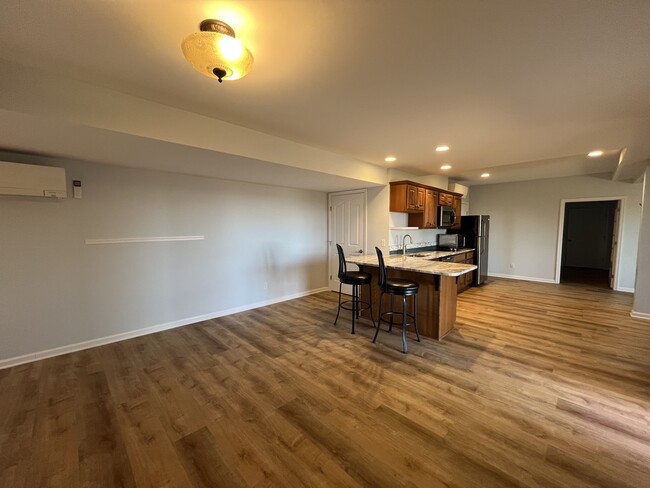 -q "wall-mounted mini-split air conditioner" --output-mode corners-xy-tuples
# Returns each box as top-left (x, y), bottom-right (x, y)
(0, 161), (67, 198)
